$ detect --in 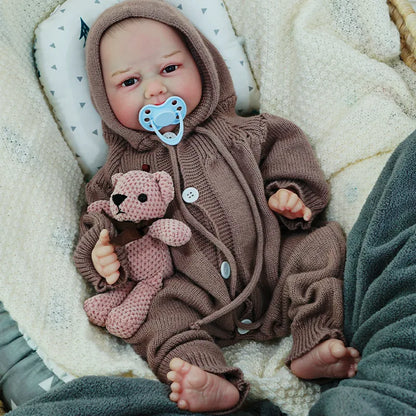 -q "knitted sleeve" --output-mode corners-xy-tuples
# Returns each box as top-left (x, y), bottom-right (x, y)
(74, 158), (130, 292)
(73, 211), (130, 292)
(258, 113), (330, 229)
